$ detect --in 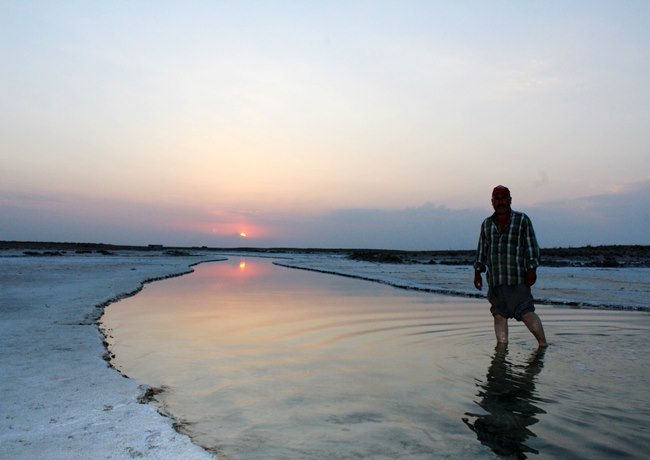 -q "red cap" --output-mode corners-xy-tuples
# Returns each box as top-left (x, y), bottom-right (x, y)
(492, 185), (511, 197)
